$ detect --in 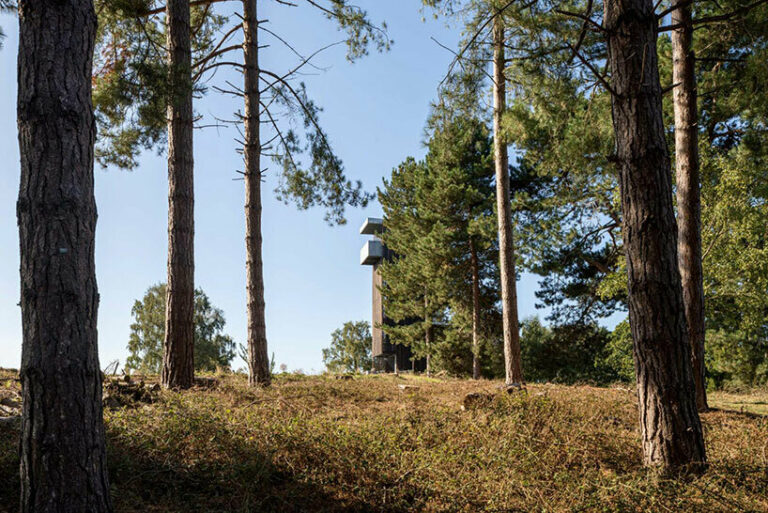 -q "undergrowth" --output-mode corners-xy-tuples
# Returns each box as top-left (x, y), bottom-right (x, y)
(1, 370), (767, 512)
